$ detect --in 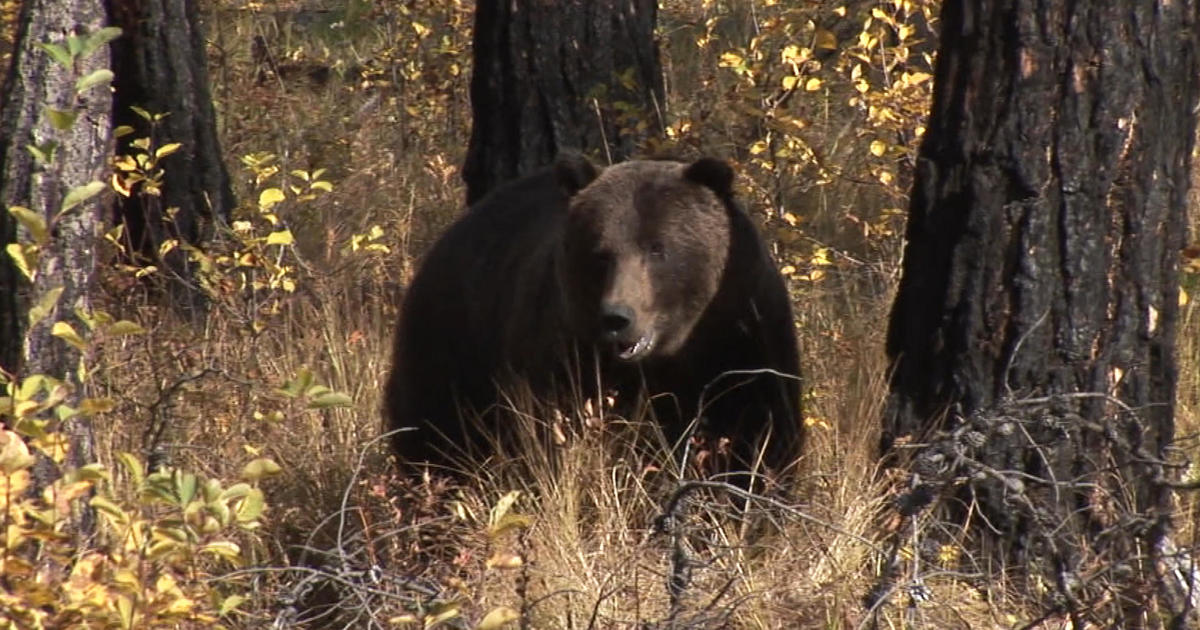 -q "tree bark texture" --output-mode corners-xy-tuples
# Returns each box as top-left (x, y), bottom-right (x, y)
(463, 0), (664, 204)
(108, 0), (234, 315)
(882, 1), (1199, 624)
(0, 0), (113, 474)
